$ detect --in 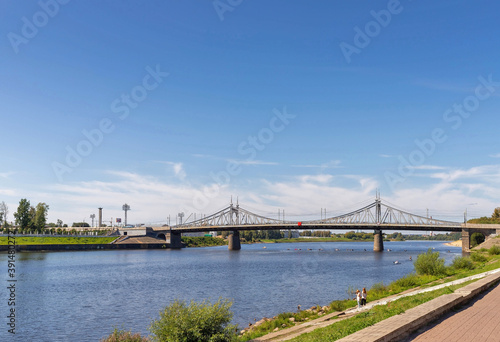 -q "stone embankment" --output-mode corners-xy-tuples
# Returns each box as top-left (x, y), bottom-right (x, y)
(0, 236), (171, 252)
